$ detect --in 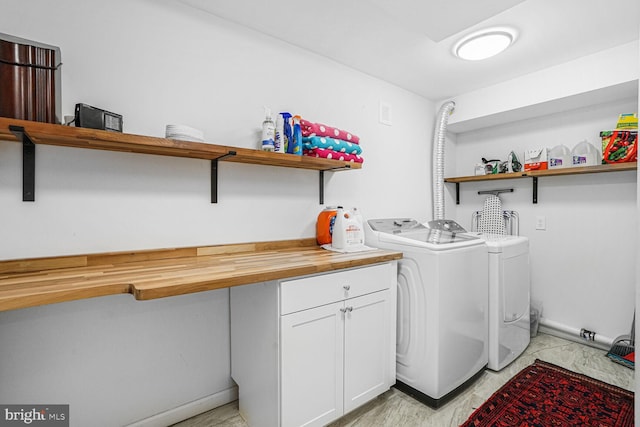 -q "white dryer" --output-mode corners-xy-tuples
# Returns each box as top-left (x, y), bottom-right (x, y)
(365, 218), (488, 407)
(480, 234), (530, 371)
